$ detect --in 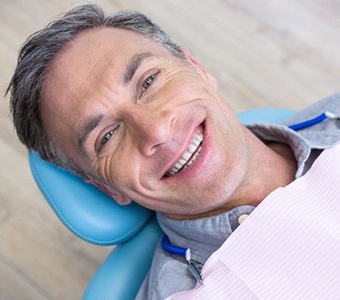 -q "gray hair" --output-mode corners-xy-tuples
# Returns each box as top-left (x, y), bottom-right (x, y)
(6, 4), (184, 178)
